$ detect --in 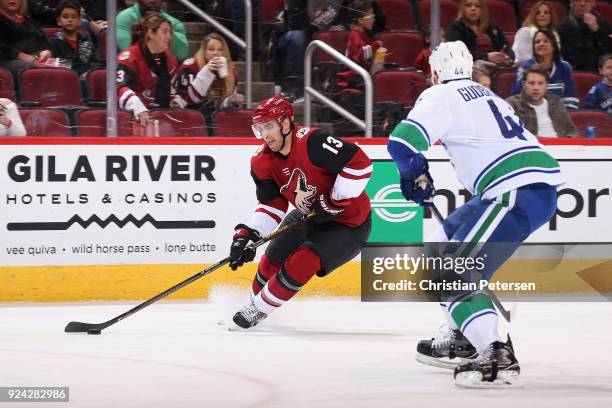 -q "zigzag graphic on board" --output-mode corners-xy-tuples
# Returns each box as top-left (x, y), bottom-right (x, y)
(7, 214), (216, 231)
